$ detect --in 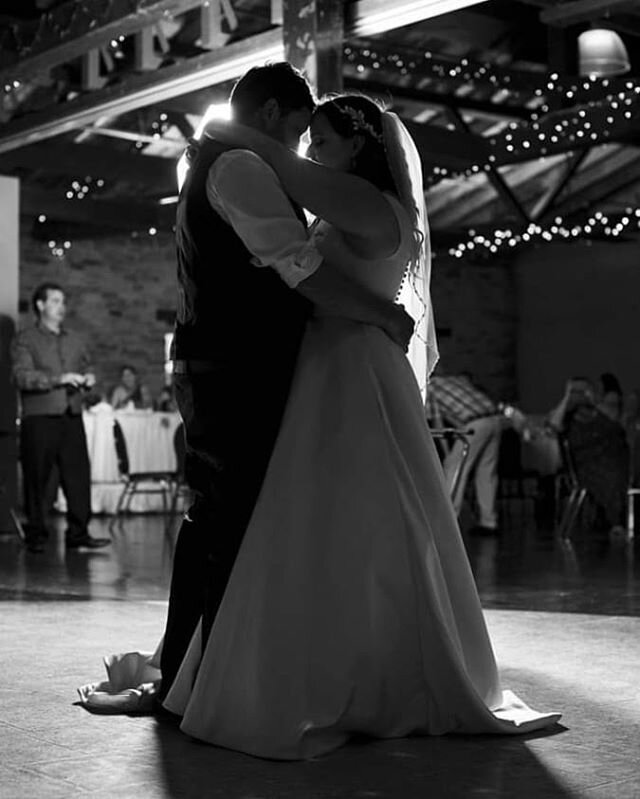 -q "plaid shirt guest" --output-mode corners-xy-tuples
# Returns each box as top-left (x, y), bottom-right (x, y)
(427, 375), (497, 428)
(427, 373), (502, 534)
